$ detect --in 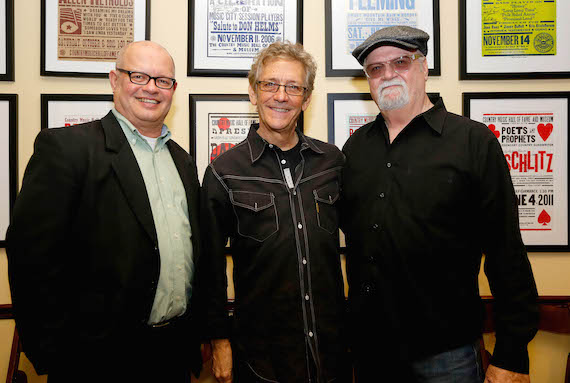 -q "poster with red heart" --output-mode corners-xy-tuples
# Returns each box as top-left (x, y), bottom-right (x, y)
(465, 93), (569, 250)
(208, 113), (258, 164)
